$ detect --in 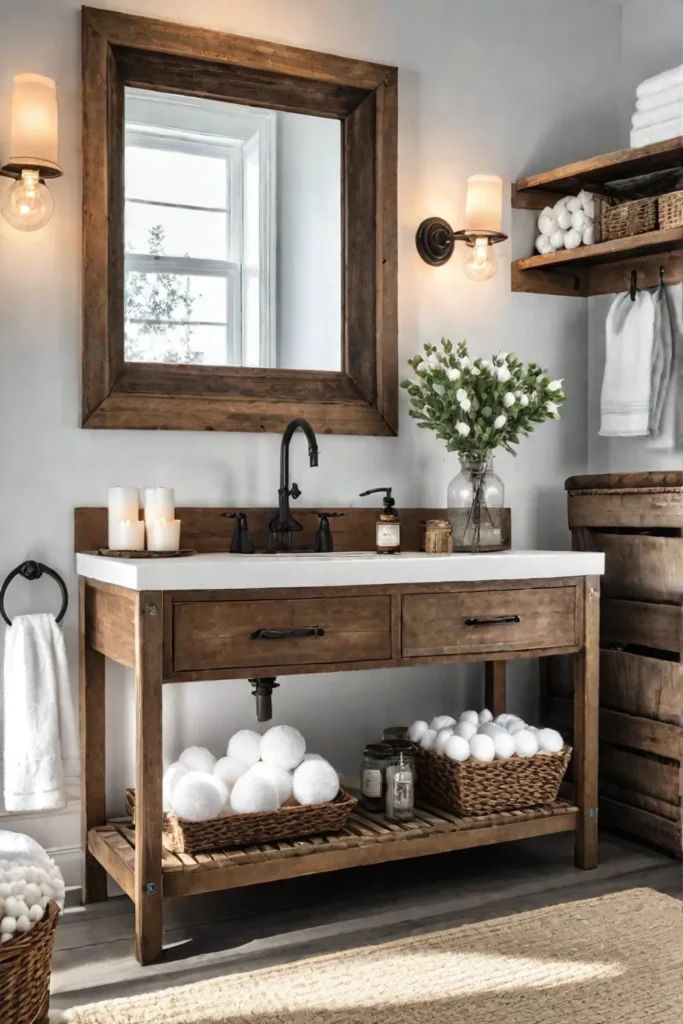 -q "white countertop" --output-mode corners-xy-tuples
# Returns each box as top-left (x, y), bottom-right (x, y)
(76, 549), (604, 592)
